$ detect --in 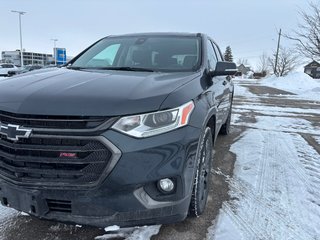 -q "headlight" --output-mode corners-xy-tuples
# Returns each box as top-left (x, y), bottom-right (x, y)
(112, 101), (194, 138)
